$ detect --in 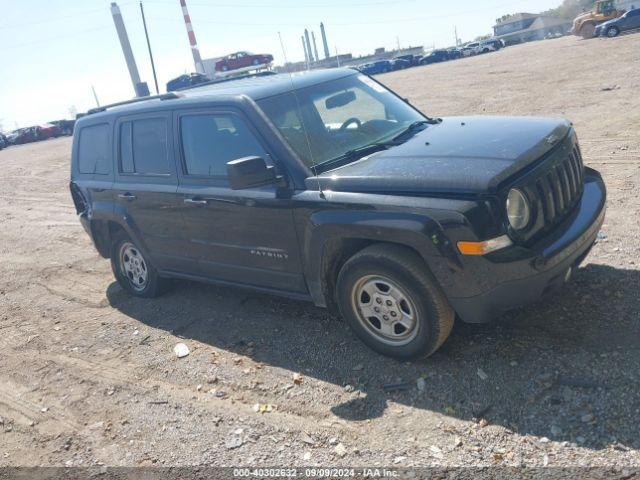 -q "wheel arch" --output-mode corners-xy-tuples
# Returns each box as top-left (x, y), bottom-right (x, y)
(302, 211), (463, 313)
(89, 219), (127, 258)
